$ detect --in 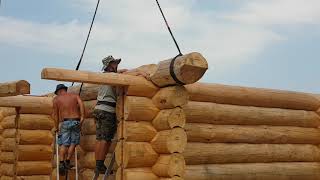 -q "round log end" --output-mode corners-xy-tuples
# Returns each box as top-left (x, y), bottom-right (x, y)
(152, 153), (186, 177)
